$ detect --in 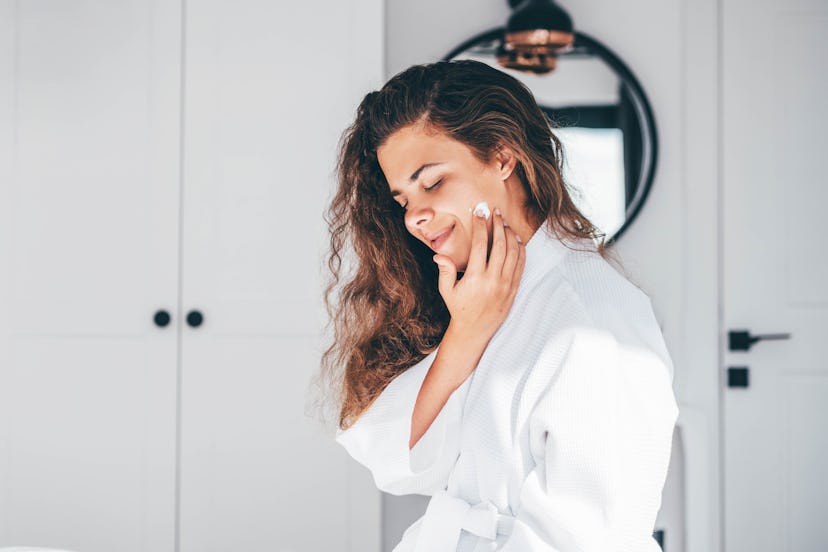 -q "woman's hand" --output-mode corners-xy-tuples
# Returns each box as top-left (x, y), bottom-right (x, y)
(432, 205), (526, 341)
(410, 206), (526, 448)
